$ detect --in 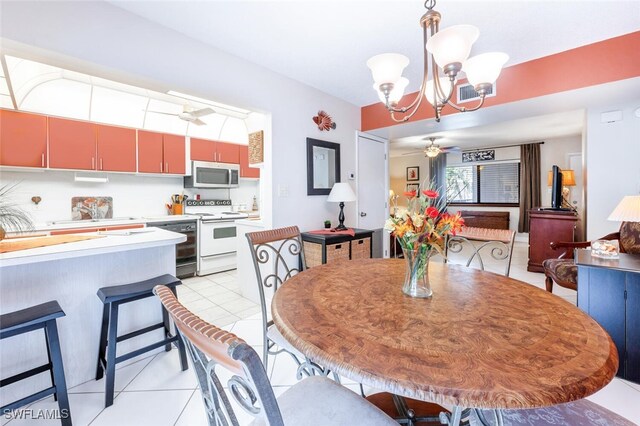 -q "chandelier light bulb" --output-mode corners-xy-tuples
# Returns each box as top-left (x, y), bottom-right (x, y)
(424, 78), (454, 106)
(366, 53), (410, 86)
(425, 146), (440, 157)
(463, 52), (509, 87)
(426, 25), (479, 71)
(375, 77), (409, 105)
